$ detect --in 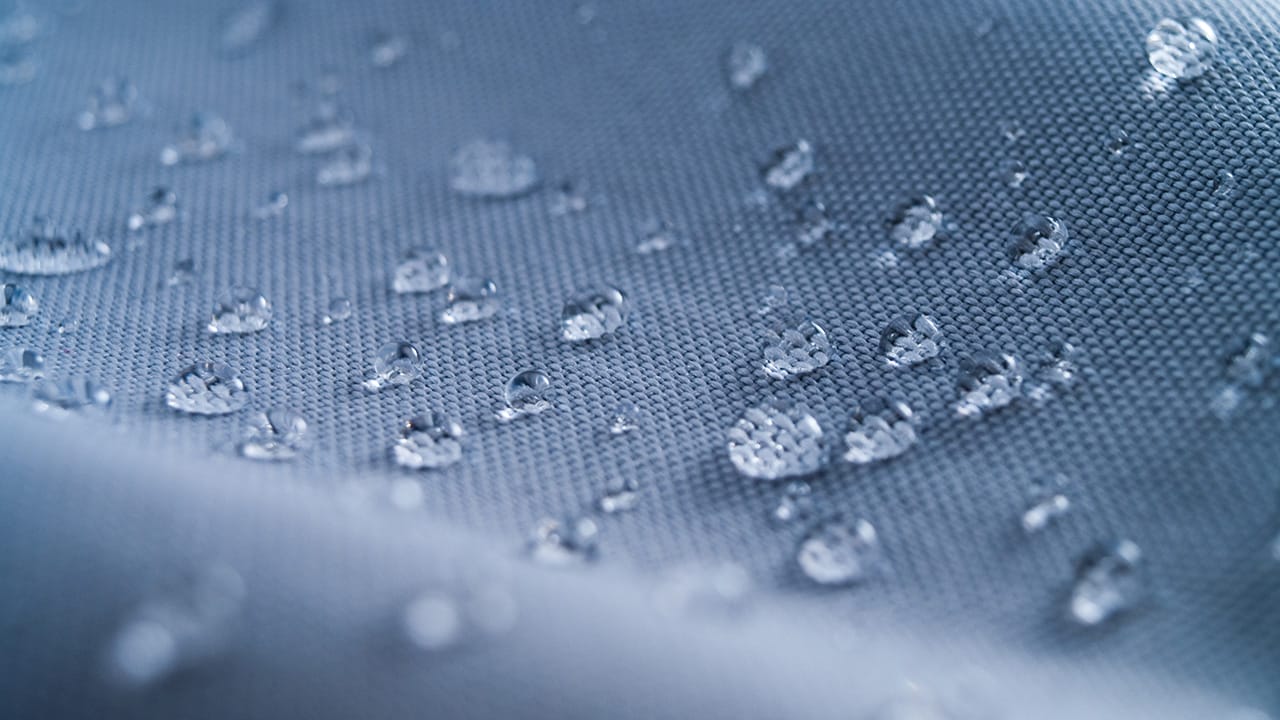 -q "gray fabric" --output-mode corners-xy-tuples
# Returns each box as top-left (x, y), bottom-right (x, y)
(1, 0), (1278, 716)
